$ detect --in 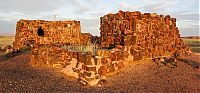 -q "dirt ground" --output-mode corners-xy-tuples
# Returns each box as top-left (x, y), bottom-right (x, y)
(0, 52), (199, 93)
